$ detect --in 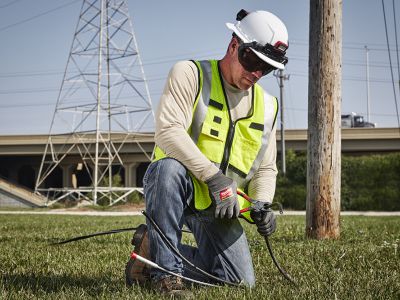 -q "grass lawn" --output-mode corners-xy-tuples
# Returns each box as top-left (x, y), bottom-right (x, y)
(0, 214), (399, 299)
